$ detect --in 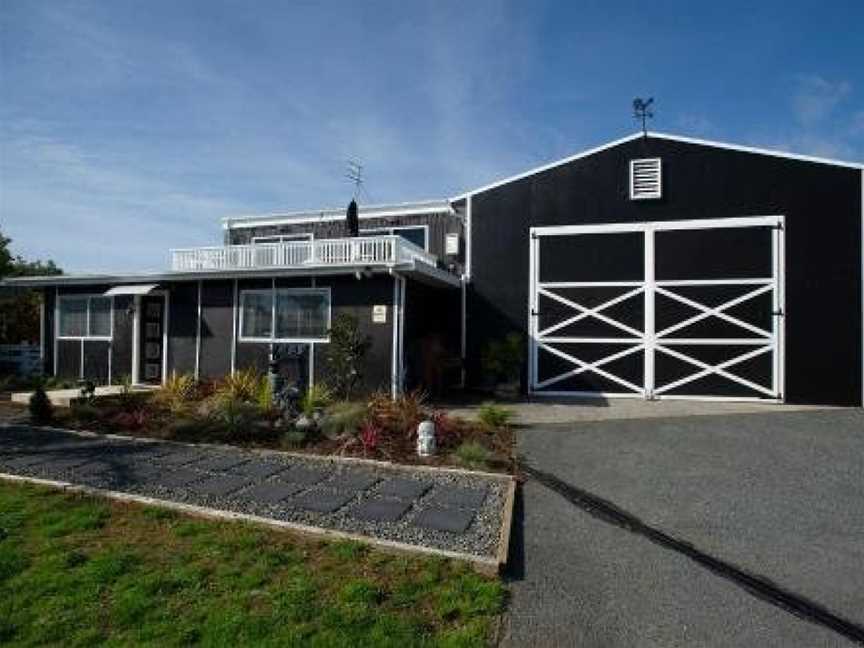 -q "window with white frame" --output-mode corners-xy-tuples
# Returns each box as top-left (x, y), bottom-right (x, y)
(360, 225), (428, 251)
(239, 287), (330, 342)
(252, 233), (313, 244)
(58, 295), (113, 339)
